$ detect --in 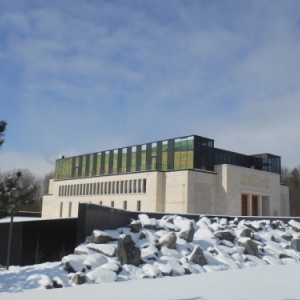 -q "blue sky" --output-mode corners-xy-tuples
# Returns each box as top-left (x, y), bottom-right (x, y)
(1, 0), (300, 176)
